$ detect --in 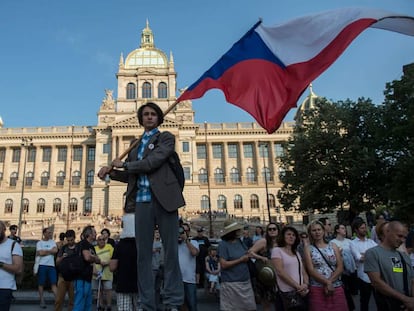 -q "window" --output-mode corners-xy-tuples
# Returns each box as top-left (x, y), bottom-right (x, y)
(73, 147), (82, 161)
(37, 198), (45, 213)
(72, 171), (81, 186)
(250, 194), (259, 209)
(142, 82), (152, 98)
(278, 167), (286, 179)
(9, 172), (18, 187)
(0, 148), (5, 162)
(183, 167), (191, 180)
(12, 149), (21, 162)
(228, 144), (238, 158)
(243, 143), (253, 158)
(198, 168), (207, 184)
(234, 195), (243, 209)
(158, 82), (167, 98)
(0, 172), (3, 181)
(28, 148), (36, 162)
(217, 195), (227, 211)
(182, 142), (190, 153)
(25, 171), (34, 186)
(86, 170), (94, 186)
(201, 195), (209, 211)
(268, 194), (276, 209)
(42, 147), (51, 162)
(41, 171), (49, 186)
(87, 147), (95, 161)
(262, 167), (272, 182)
(214, 167), (224, 183)
(69, 198), (78, 212)
(212, 144), (222, 159)
(53, 198), (62, 213)
(23, 198), (29, 213)
(196, 144), (206, 159)
(286, 215), (294, 224)
(58, 147), (67, 162)
(84, 198), (92, 214)
(5, 199), (13, 214)
(246, 167), (256, 183)
(126, 83), (136, 99)
(56, 171), (65, 186)
(274, 143), (284, 157)
(230, 167), (241, 183)
(103, 143), (111, 154)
